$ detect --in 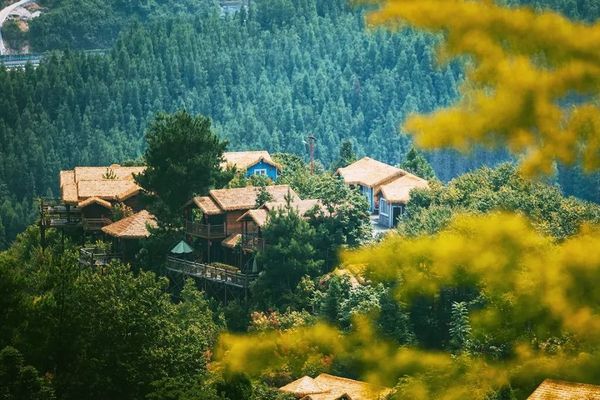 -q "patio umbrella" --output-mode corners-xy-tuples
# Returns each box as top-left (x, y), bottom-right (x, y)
(170, 240), (194, 255)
